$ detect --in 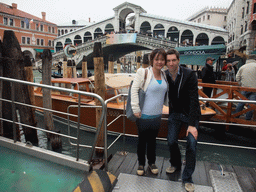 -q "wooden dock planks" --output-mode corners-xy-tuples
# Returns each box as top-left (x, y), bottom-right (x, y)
(108, 151), (256, 191)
